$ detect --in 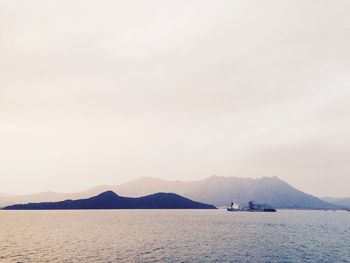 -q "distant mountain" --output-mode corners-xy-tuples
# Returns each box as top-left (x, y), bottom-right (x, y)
(3, 191), (216, 210)
(1, 176), (338, 209)
(322, 197), (350, 208)
(115, 176), (338, 209)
